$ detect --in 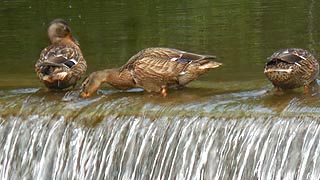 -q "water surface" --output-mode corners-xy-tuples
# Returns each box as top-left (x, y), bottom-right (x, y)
(1, 0), (320, 179)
